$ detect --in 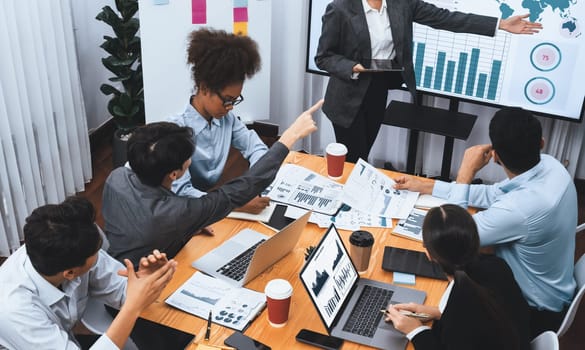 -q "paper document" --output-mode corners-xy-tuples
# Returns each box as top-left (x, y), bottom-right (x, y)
(166, 272), (265, 331)
(227, 201), (276, 223)
(392, 208), (427, 242)
(263, 164), (344, 215)
(415, 194), (448, 209)
(341, 159), (419, 219)
(284, 204), (392, 231)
